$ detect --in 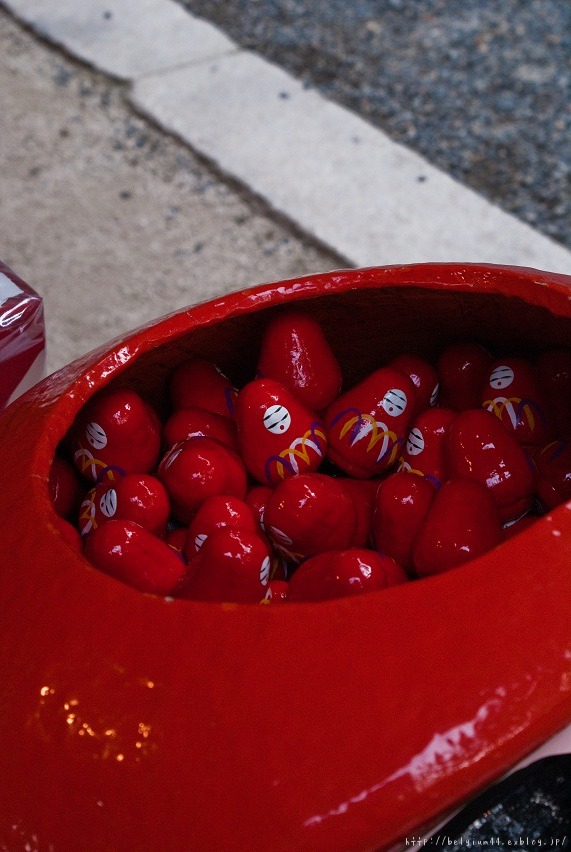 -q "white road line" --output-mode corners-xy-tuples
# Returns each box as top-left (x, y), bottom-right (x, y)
(4, 0), (571, 273)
